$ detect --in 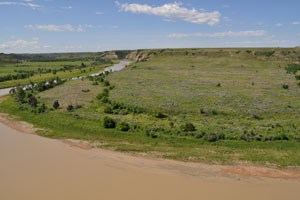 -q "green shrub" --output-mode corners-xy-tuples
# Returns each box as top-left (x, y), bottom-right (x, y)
(118, 122), (130, 132)
(182, 123), (196, 132)
(28, 96), (38, 108)
(53, 100), (60, 109)
(204, 133), (225, 142)
(104, 106), (113, 114)
(285, 64), (300, 74)
(67, 104), (74, 112)
(38, 104), (46, 113)
(154, 111), (167, 118)
(102, 116), (116, 129)
(282, 83), (289, 89)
